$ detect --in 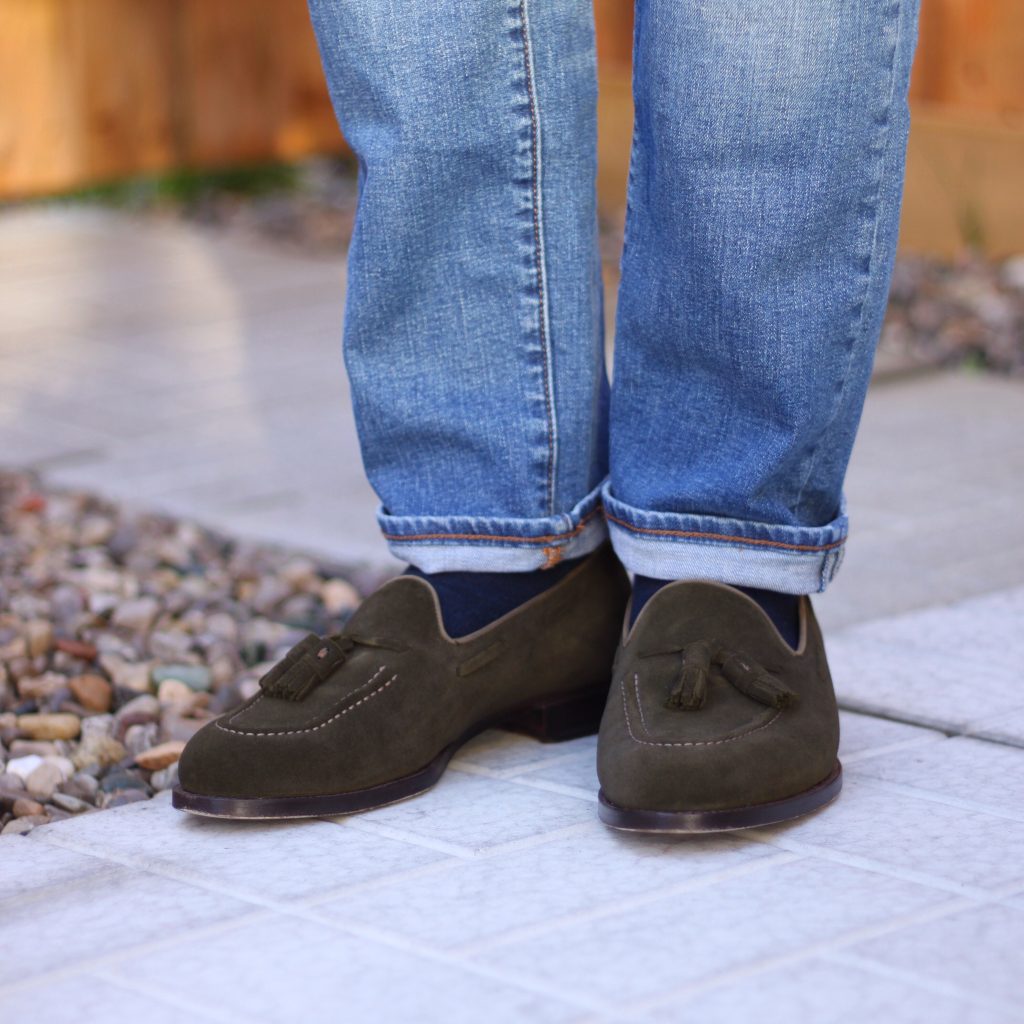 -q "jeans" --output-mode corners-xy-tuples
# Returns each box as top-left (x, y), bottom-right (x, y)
(306, 0), (921, 592)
